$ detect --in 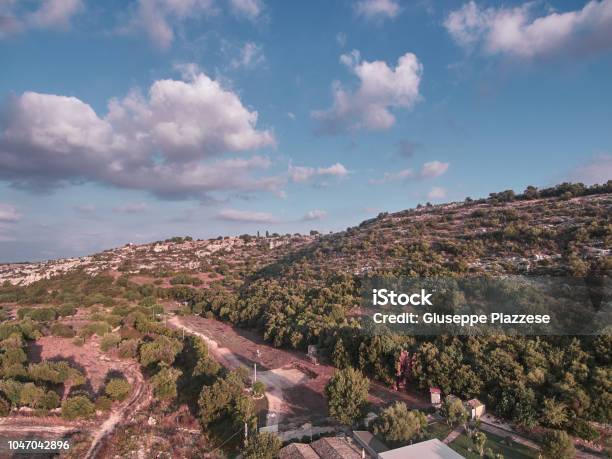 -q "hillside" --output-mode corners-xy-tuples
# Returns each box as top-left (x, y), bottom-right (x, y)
(0, 181), (610, 457)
